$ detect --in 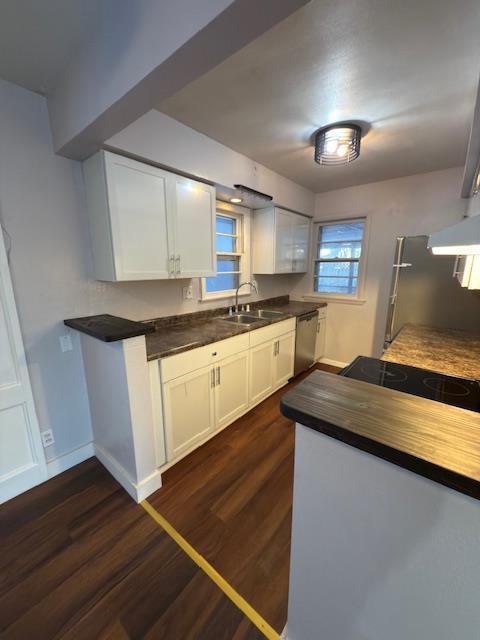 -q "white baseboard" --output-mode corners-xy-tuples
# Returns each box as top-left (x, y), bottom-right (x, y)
(319, 357), (348, 369)
(94, 443), (162, 503)
(46, 442), (94, 479)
